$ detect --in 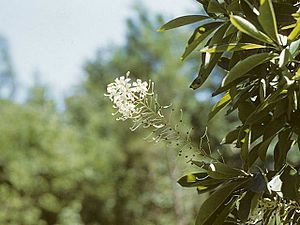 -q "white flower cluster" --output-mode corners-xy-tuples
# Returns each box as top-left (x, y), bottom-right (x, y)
(105, 72), (150, 120)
